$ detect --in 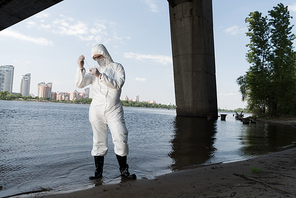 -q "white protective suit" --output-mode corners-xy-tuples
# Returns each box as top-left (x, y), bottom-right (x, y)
(75, 44), (128, 157)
